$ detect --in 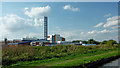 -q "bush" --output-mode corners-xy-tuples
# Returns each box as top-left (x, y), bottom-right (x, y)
(2, 44), (118, 66)
(107, 40), (117, 46)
